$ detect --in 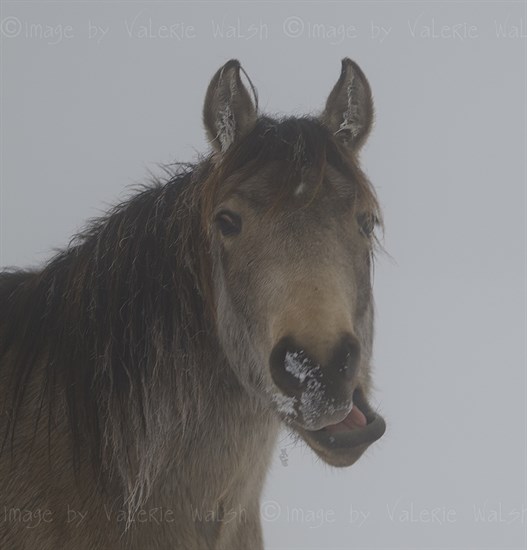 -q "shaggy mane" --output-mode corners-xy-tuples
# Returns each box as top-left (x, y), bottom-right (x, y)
(0, 161), (218, 512)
